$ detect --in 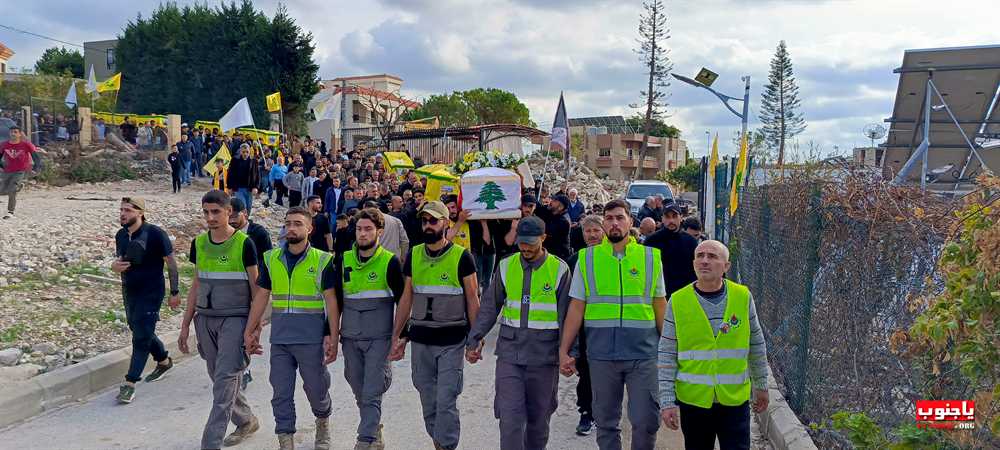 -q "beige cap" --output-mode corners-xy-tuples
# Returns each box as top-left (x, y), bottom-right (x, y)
(122, 196), (146, 211)
(418, 200), (449, 220)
